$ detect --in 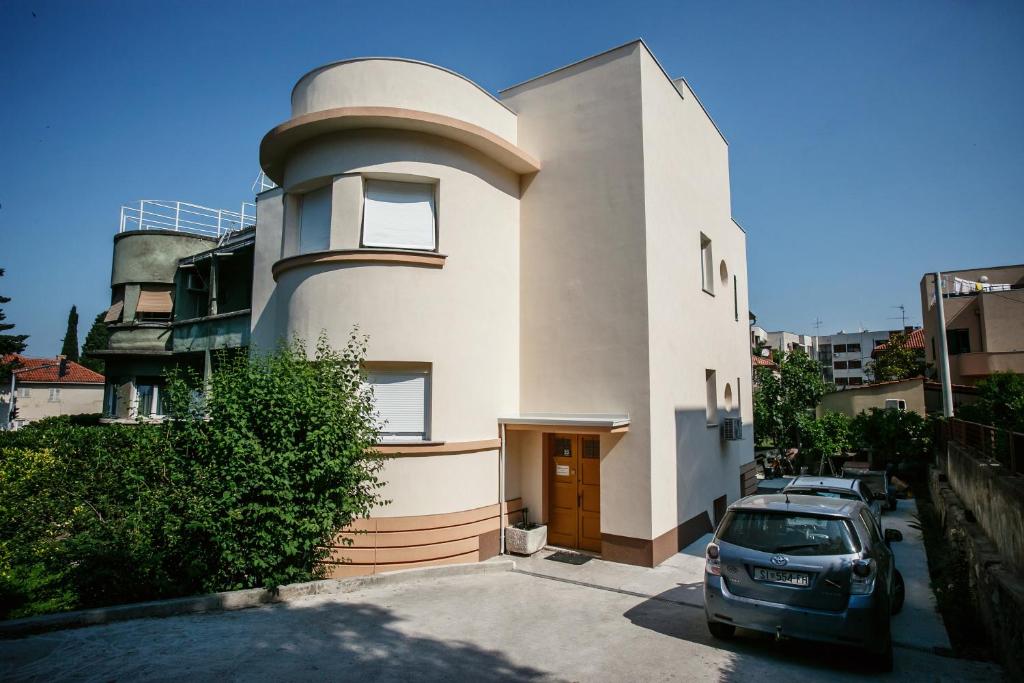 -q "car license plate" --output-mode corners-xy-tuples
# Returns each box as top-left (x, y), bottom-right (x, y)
(753, 567), (810, 586)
